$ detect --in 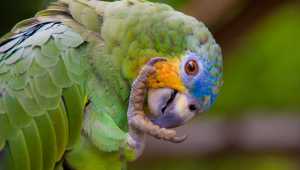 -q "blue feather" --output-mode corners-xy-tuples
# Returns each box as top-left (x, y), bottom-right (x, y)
(180, 52), (222, 111)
